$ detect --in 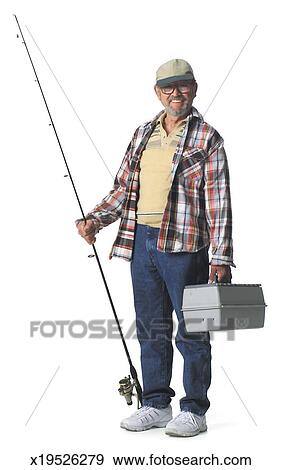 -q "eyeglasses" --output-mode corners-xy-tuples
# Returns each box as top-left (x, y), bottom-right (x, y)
(159, 83), (194, 95)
